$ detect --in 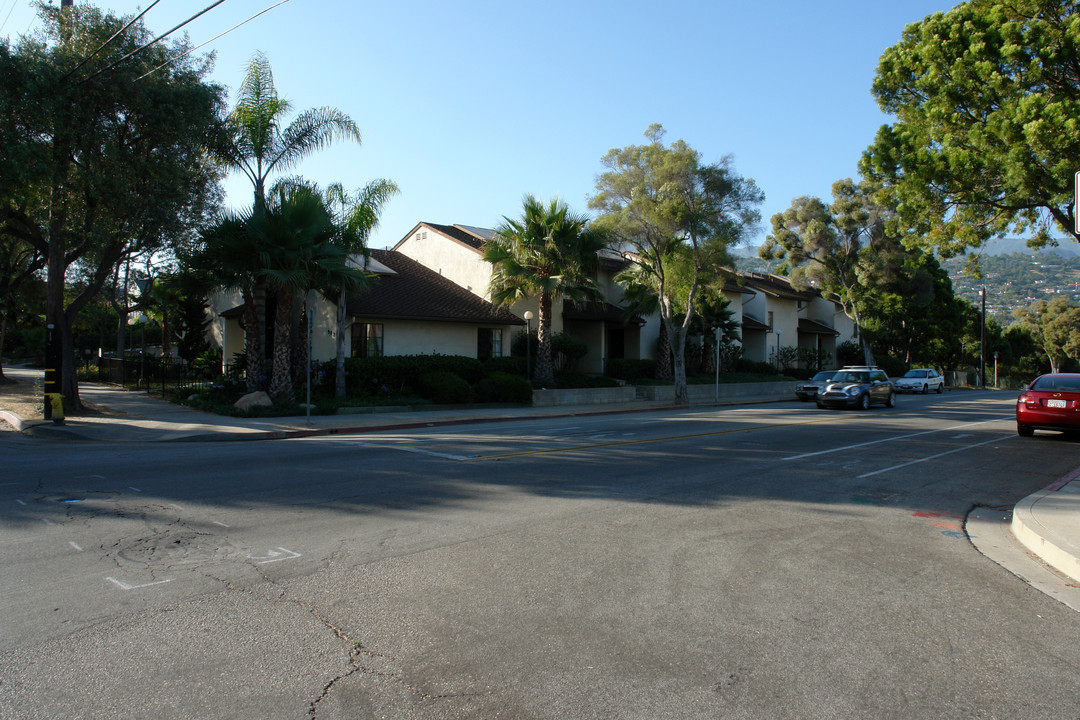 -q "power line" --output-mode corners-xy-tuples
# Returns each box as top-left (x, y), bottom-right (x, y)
(77, 0), (228, 86)
(60, 0), (163, 83)
(136, 0), (294, 81)
(0, 0), (20, 35)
